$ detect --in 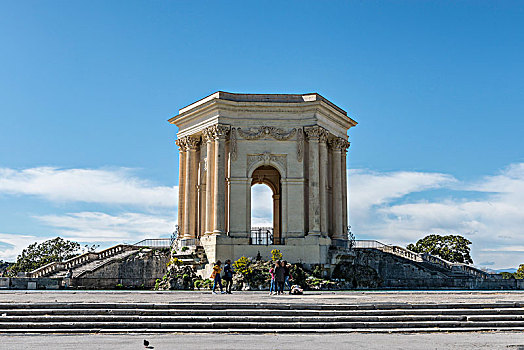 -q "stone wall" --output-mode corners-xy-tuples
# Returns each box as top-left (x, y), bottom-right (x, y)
(75, 248), (170, 289)
(338, 249), (524, 290)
